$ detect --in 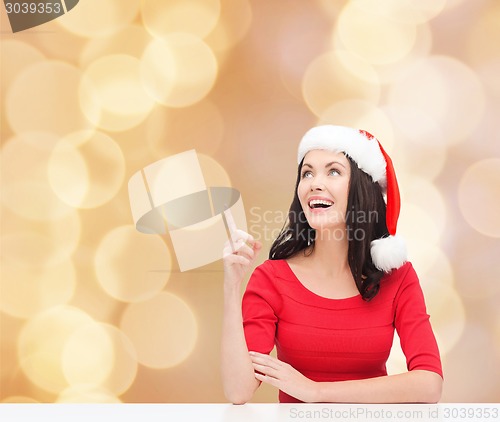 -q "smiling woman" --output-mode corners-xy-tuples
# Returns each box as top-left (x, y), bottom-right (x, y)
(221, 125), (442, 404)
(298, 151), (350, 228)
